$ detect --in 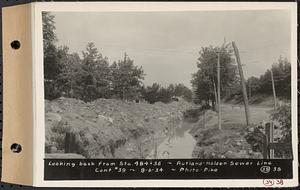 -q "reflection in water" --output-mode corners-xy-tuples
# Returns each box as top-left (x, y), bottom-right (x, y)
(147, 121), (196, 159)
